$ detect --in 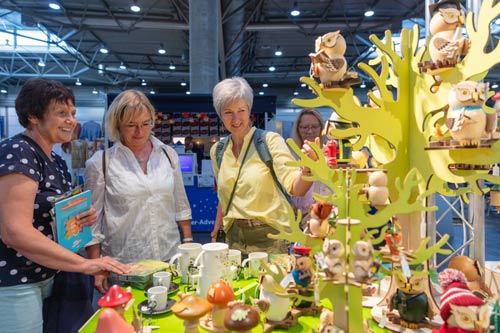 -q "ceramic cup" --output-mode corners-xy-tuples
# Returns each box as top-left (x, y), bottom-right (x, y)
(228, 249), (242, 280)
(241, 251), (268, 277)
(147, 286), (169, 310)
(191, 242), (230, 297)
(169, 242), (202, 283)
(153, 271), (171, 289)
